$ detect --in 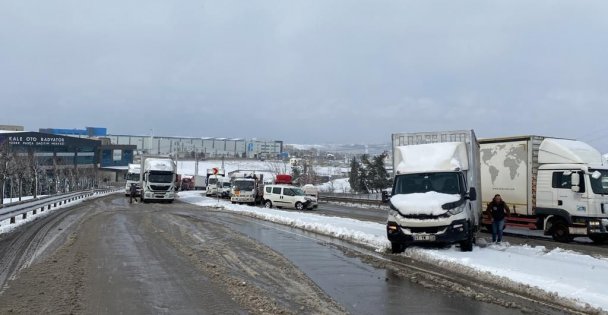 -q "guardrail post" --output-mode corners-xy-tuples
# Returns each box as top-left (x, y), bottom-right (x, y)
(41, 206), (45, 212)
(22, 213), (26, 220)
(33, 208), (37, 214)
(10, 216), (15, 224)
